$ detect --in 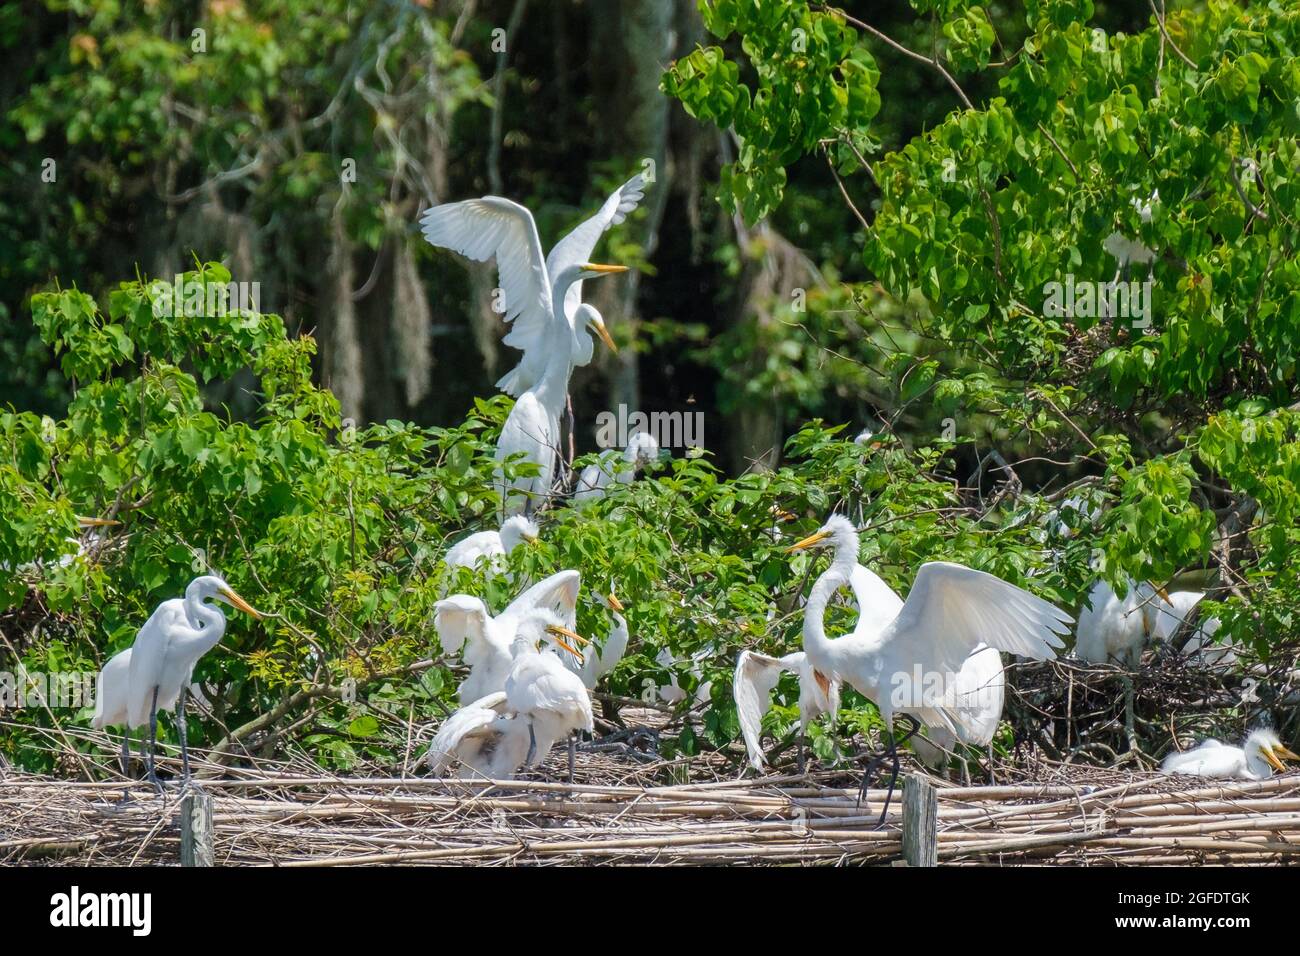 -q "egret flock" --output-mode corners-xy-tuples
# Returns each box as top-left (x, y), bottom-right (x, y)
(81, 171), (1295, 806)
